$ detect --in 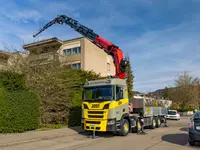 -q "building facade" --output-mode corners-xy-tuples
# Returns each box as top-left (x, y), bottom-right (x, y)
(0, 51), (28, 71)
(0, 51), (11, 70)
(22, 37), (115, 77)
